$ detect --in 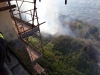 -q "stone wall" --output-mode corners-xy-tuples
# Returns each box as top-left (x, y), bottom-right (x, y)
(0, 2), (17, 41)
